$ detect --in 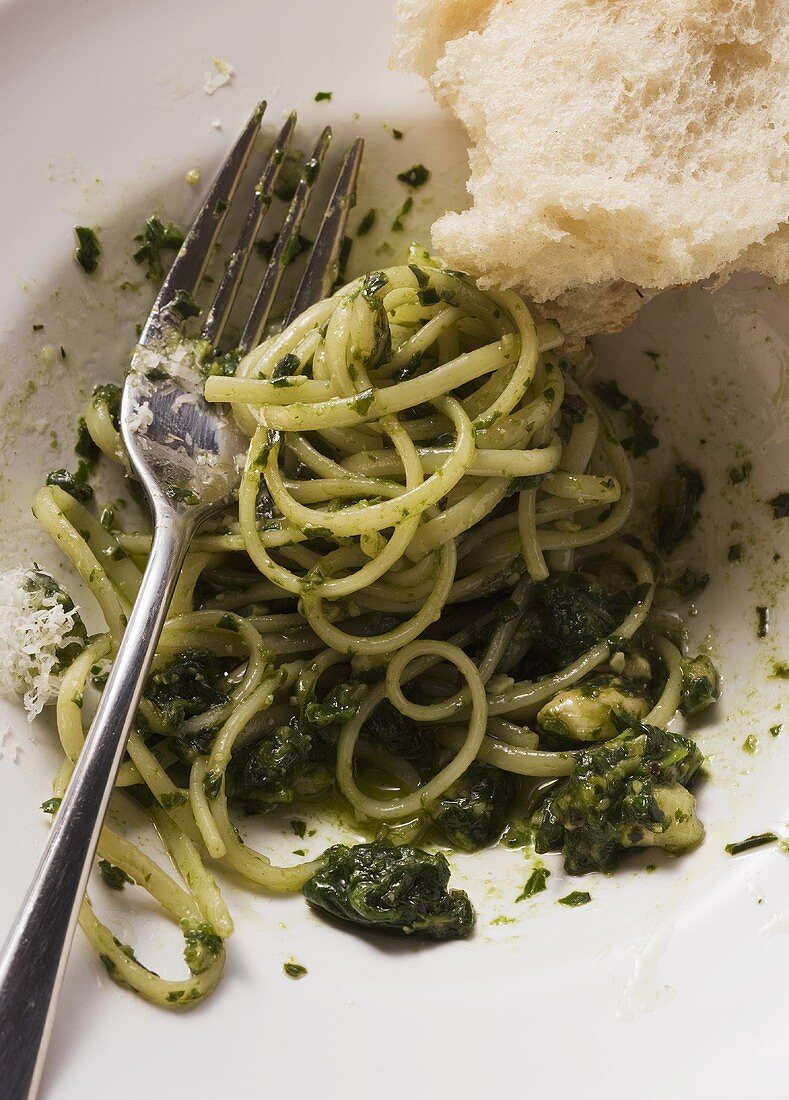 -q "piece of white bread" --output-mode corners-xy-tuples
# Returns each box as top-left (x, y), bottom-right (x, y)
(392, 0), (789, 338)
